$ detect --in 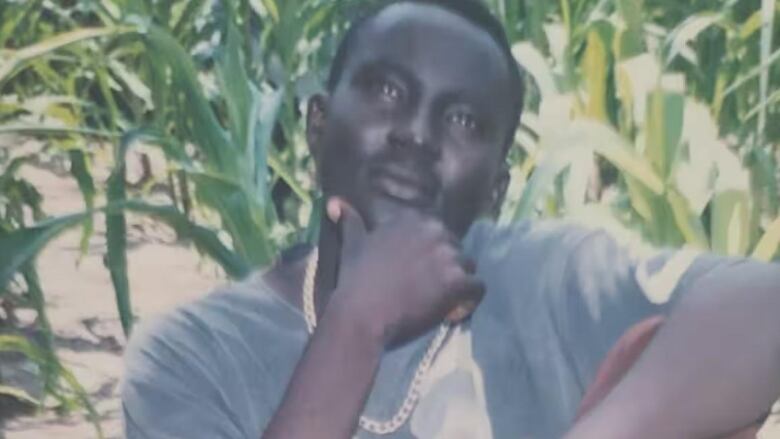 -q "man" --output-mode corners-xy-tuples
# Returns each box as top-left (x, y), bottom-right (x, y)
(121, 1), (780, 438)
